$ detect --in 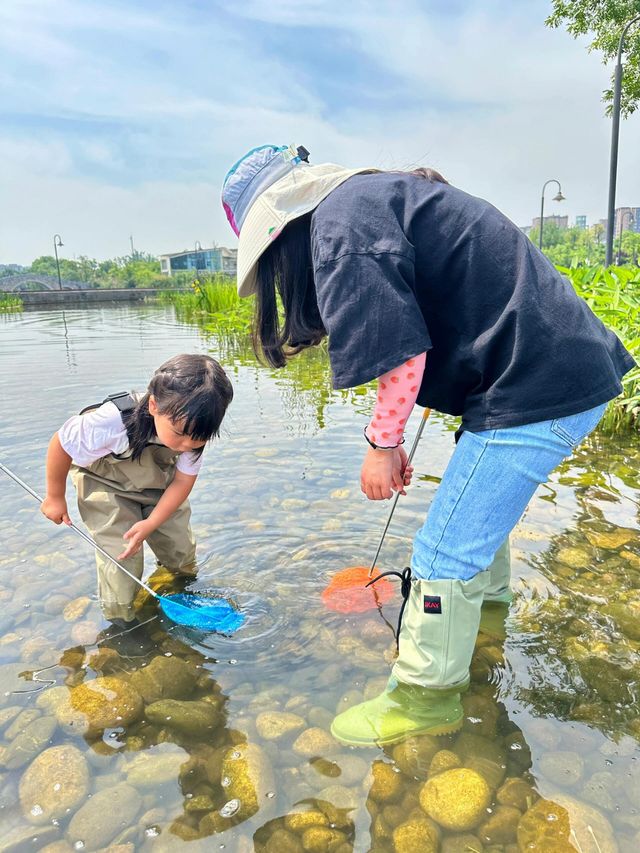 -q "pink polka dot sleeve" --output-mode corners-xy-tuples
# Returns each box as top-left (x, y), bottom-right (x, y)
(364, 353), (427, 448)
